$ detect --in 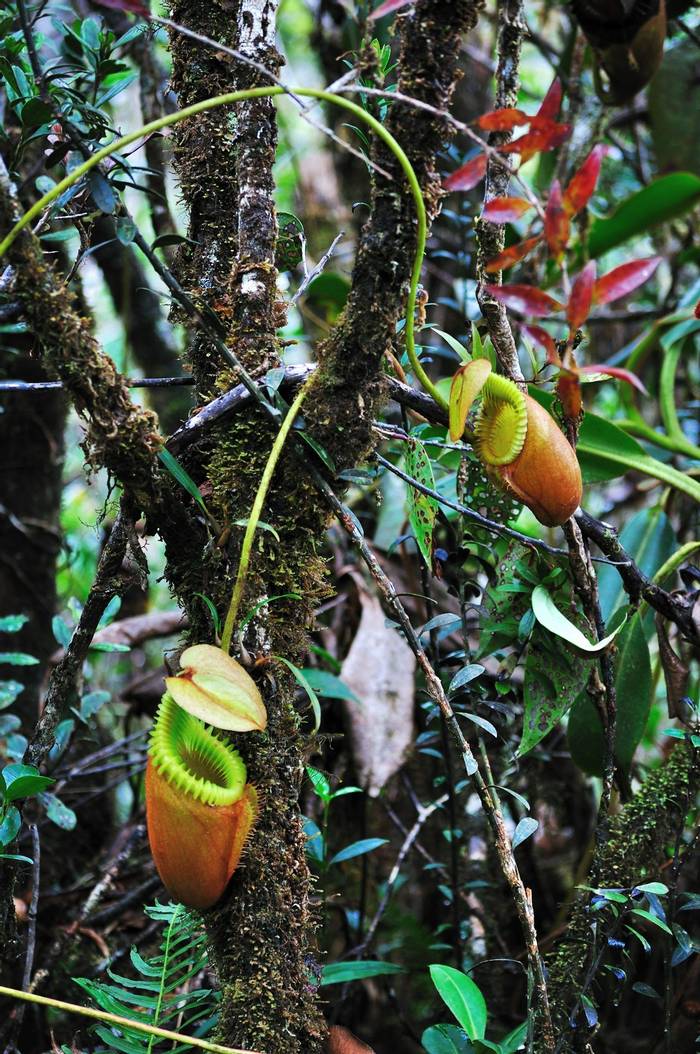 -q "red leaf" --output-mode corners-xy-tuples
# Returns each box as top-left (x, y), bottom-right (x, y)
(483, 283), (562, 317)
(93, 0), (149, 12)
(444, 154), (487, 192)
(476, 107), (530, 131)
(522, 324), (559, 363)
(368, 0), (412, 18)
(695, 299), (700, 320)
(567, 261), (597, 330)
(593, 256), (662, 306)
(563, 145), (608, 216)
(543, 180), (570, 258)
(499, 121), (572, 163)
(484, 234), (541, 273)
(578, 364), (649, 395)
(482, 196), (534, 223)
(536, 78), (563, 122)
